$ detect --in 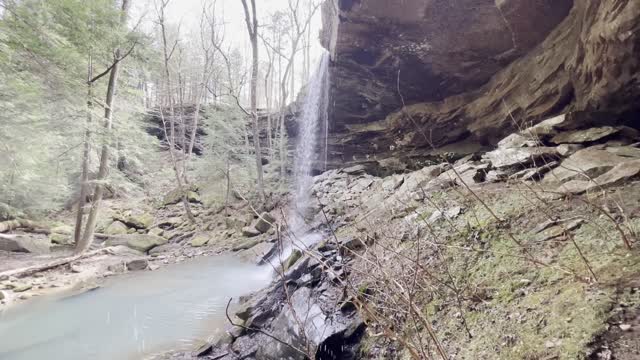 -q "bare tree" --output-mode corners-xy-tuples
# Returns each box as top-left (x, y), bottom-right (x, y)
(156, 0), (196, 224)
(74, 53), (93, 246)
(75, 0), (134, 253)
(262, 36), (275, 155)
(240, 0), (265, 203)
(261, 0), (321, 177)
